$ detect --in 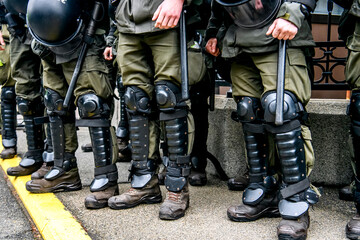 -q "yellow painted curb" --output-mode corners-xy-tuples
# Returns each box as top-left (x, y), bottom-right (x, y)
(0, 140), (91, 240)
